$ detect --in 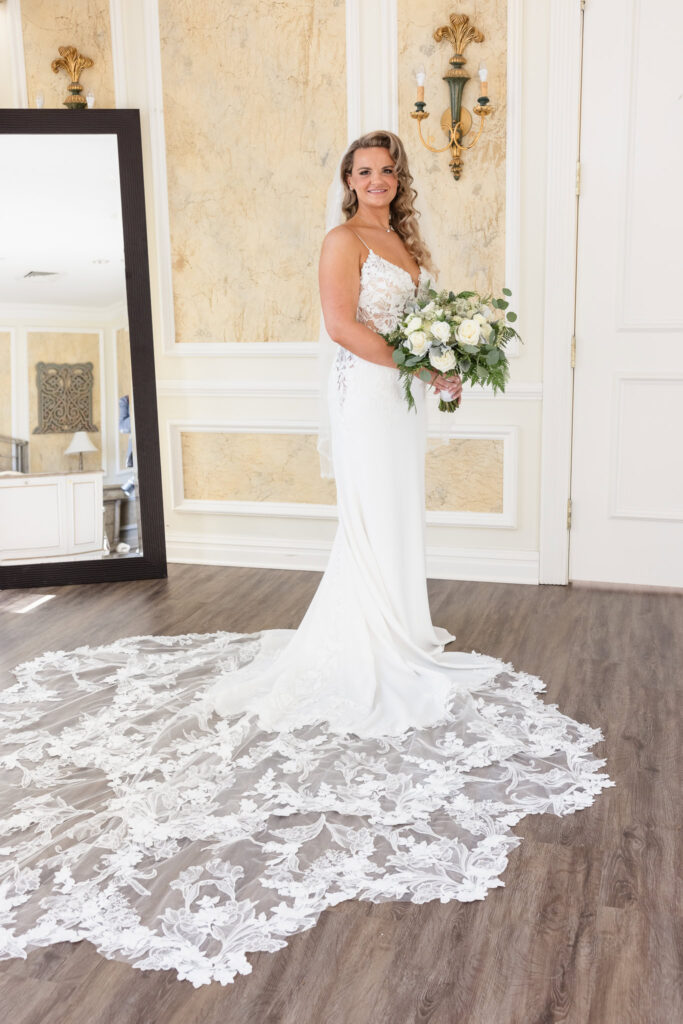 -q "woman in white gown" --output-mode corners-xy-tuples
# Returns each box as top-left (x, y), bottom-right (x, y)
(0, 131), (615, 988)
